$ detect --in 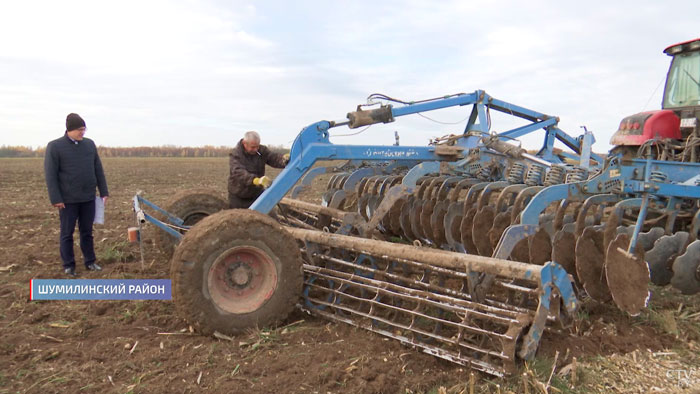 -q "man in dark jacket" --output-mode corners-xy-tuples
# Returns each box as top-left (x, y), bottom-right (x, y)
(44, 113), (109, 277)
(228, 131), (288, 209)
